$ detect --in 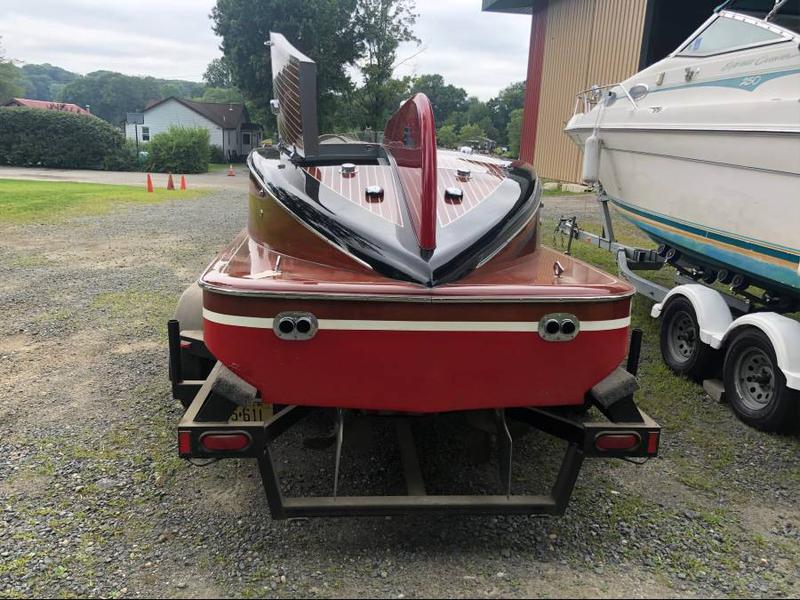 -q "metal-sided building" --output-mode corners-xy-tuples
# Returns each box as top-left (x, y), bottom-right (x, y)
(483, 0), (721, 183)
